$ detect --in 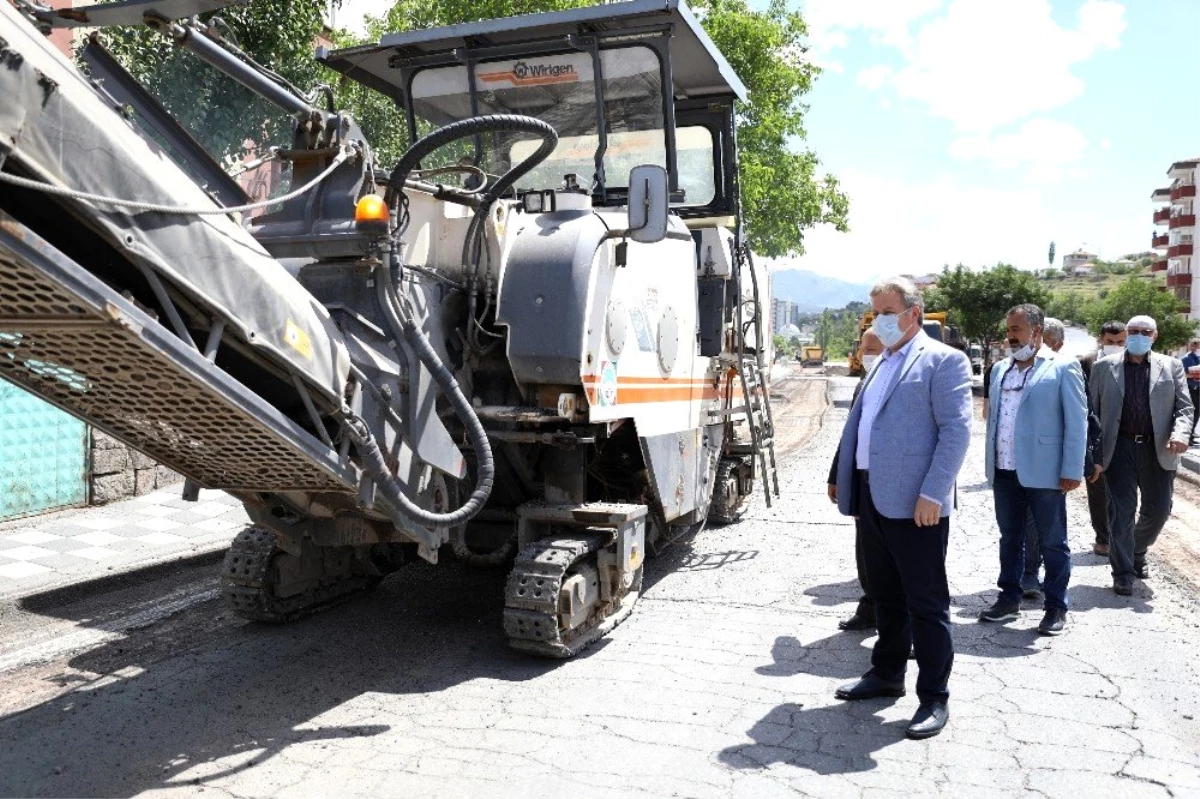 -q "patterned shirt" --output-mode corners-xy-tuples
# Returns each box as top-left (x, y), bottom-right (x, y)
(995, 361), (1034, 470)
(1119, 356), (1153, 437)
